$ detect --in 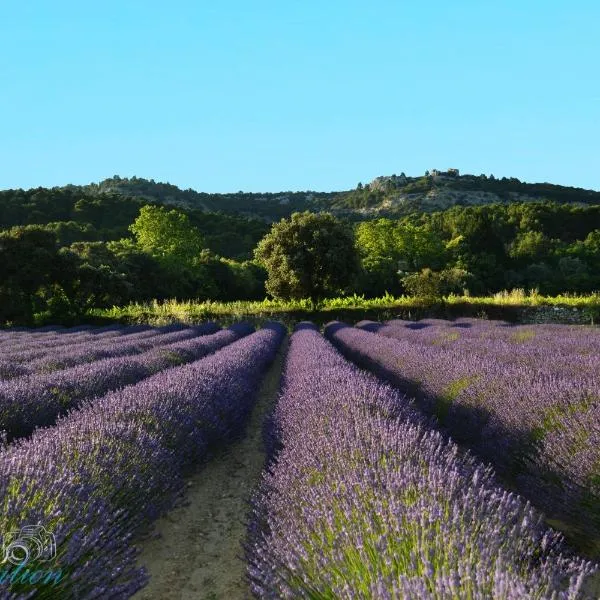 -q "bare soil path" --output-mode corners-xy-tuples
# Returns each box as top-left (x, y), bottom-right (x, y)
(133, 339), (287, 600)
